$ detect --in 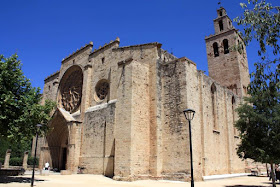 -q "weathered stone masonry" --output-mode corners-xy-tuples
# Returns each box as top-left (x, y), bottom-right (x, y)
(35, 7), (250, 181)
